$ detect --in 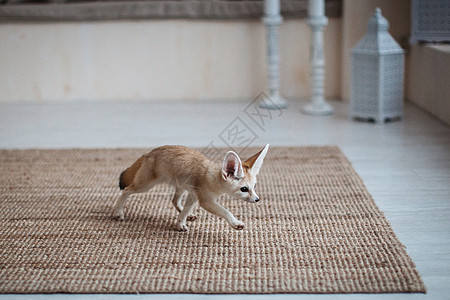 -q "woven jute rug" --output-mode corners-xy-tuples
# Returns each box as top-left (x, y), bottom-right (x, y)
(0, 146), (425, 294)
